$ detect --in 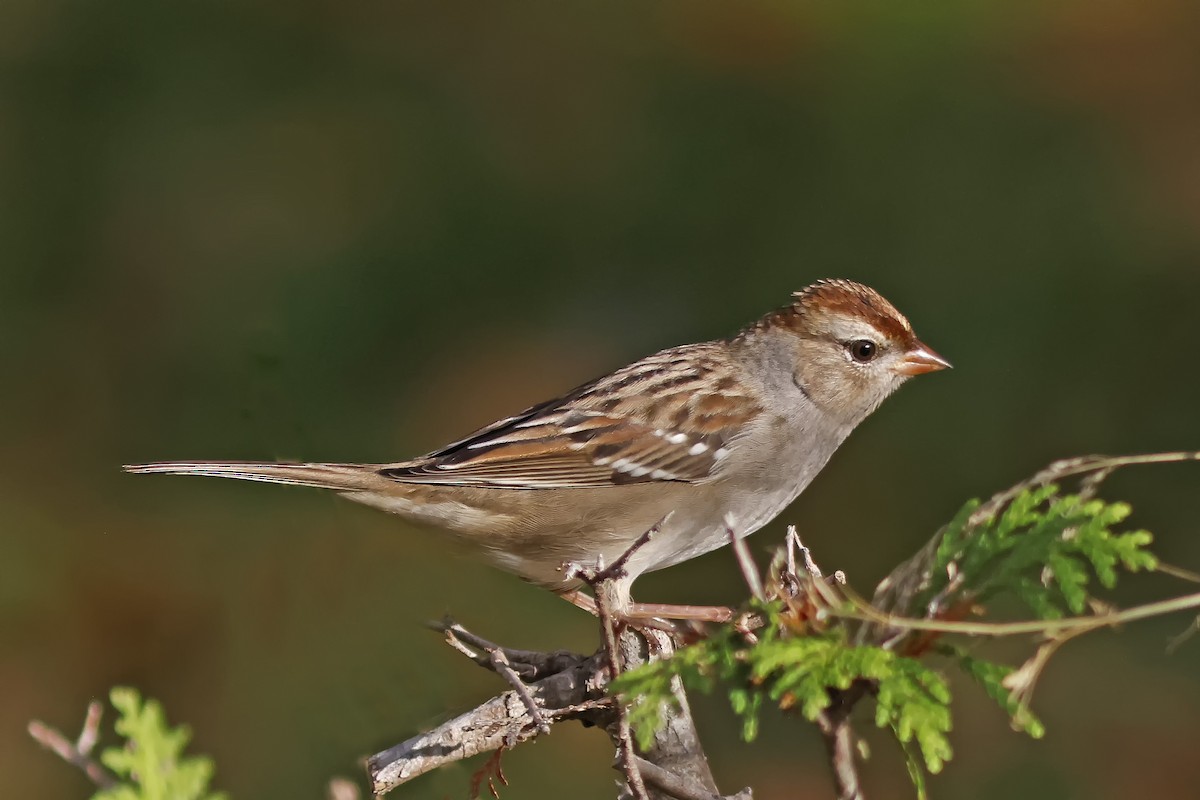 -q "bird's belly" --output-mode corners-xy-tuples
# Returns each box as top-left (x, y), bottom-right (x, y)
(630, 417), (848, 576)
(630, 477), (809, 575)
